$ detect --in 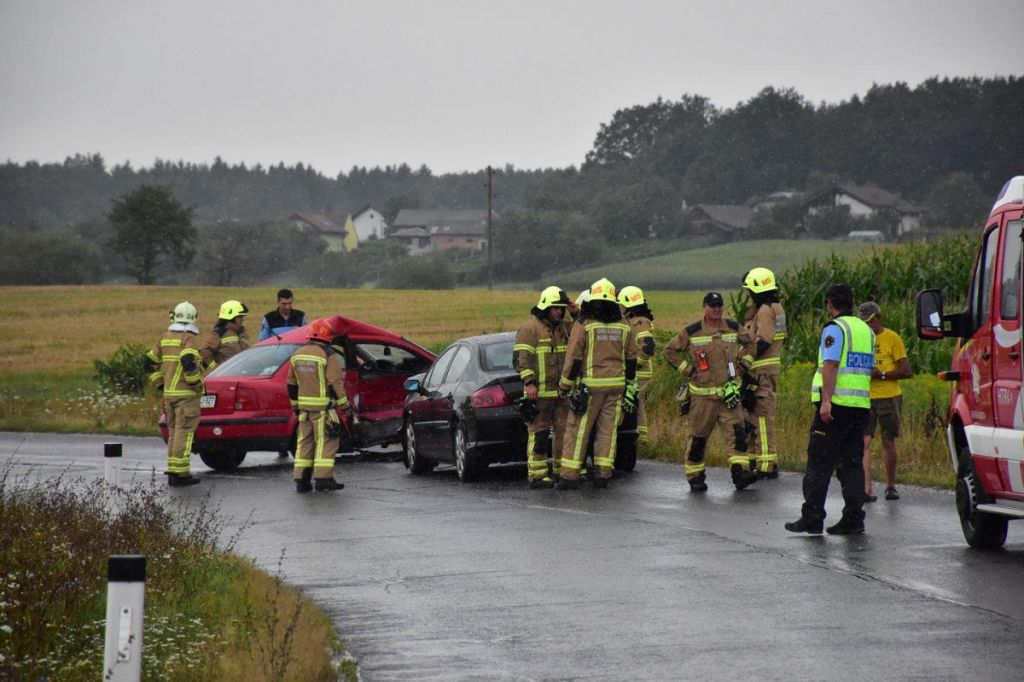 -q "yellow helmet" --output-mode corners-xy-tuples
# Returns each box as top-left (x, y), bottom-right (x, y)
(574, 290), (591, 307)
(535, 286), (569, 310)
(618, 285), (645, 308)
(743, 267), (777, 294)
(218, 300), (249, 320)
(171, 301), (198, 324)
(590, 278), (617, 303)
